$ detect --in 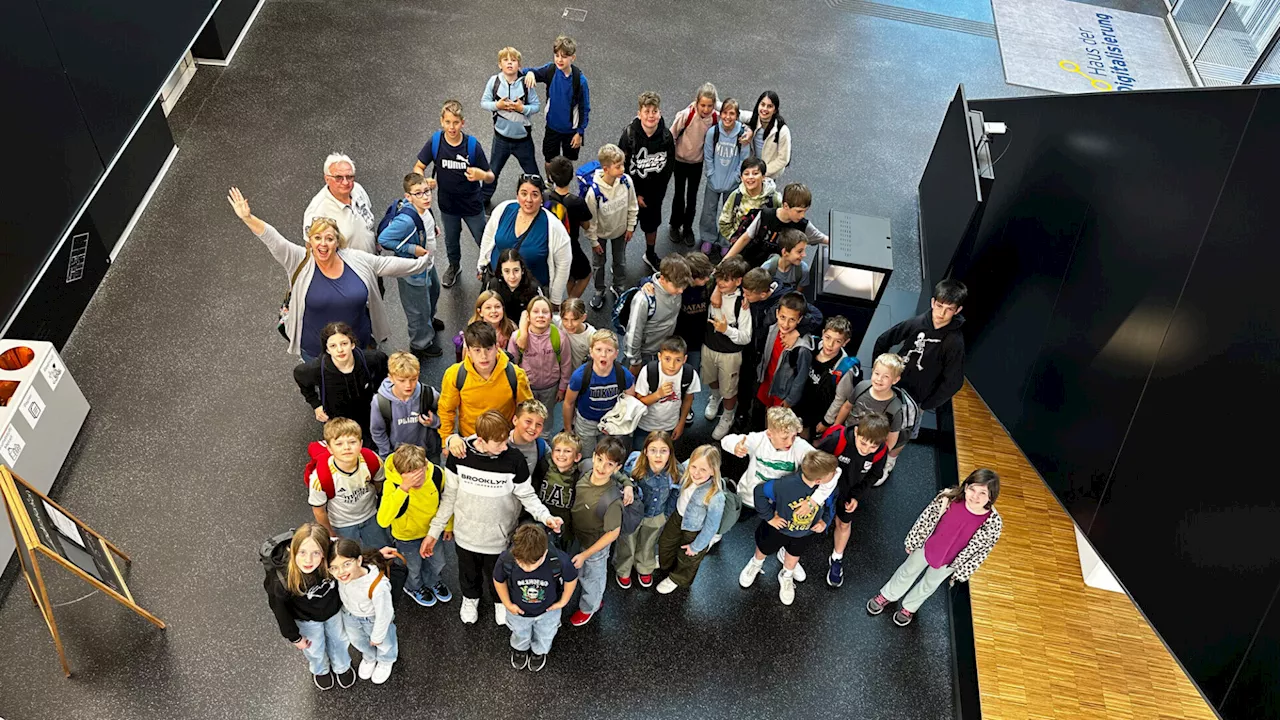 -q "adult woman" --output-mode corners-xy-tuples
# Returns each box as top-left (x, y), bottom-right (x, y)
(477, 175), (572, 308)
(228, 187), (430, 361)
(293, 322), (388, 450)
(742, 91), (792, 180)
